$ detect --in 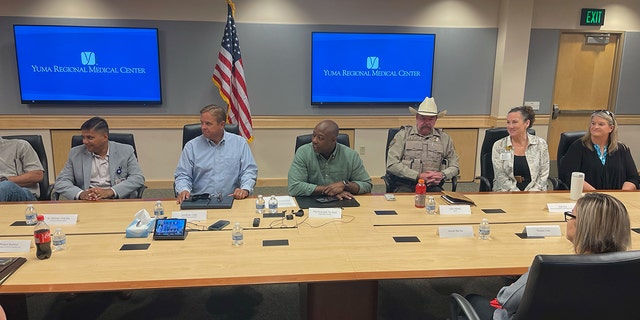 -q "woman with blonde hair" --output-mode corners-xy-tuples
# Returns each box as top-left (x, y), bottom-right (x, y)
(463, 192), (631, 320)
(559, 110), (639, 191)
